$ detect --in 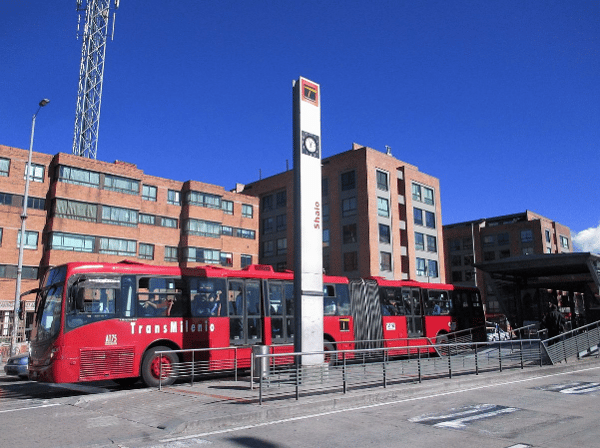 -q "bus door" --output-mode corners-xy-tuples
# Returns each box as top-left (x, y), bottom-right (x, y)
(228, 279), (263, 345)
(267, 280), (294, 344)
(402, 287), (423, 338)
